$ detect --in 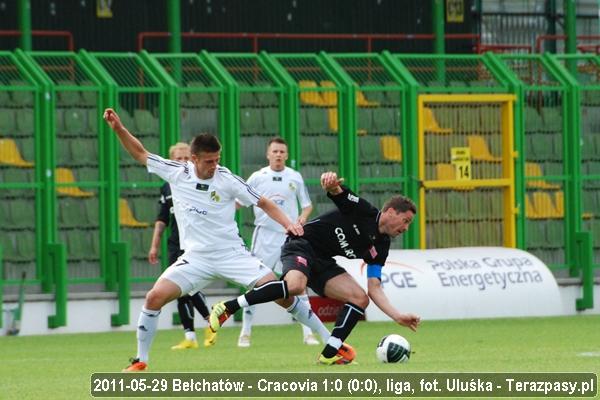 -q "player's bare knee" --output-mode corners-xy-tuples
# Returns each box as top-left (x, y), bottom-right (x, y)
(349, 292), (369, 309)
(285, 280), (306, 296)
(144, 289), (166, 310)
